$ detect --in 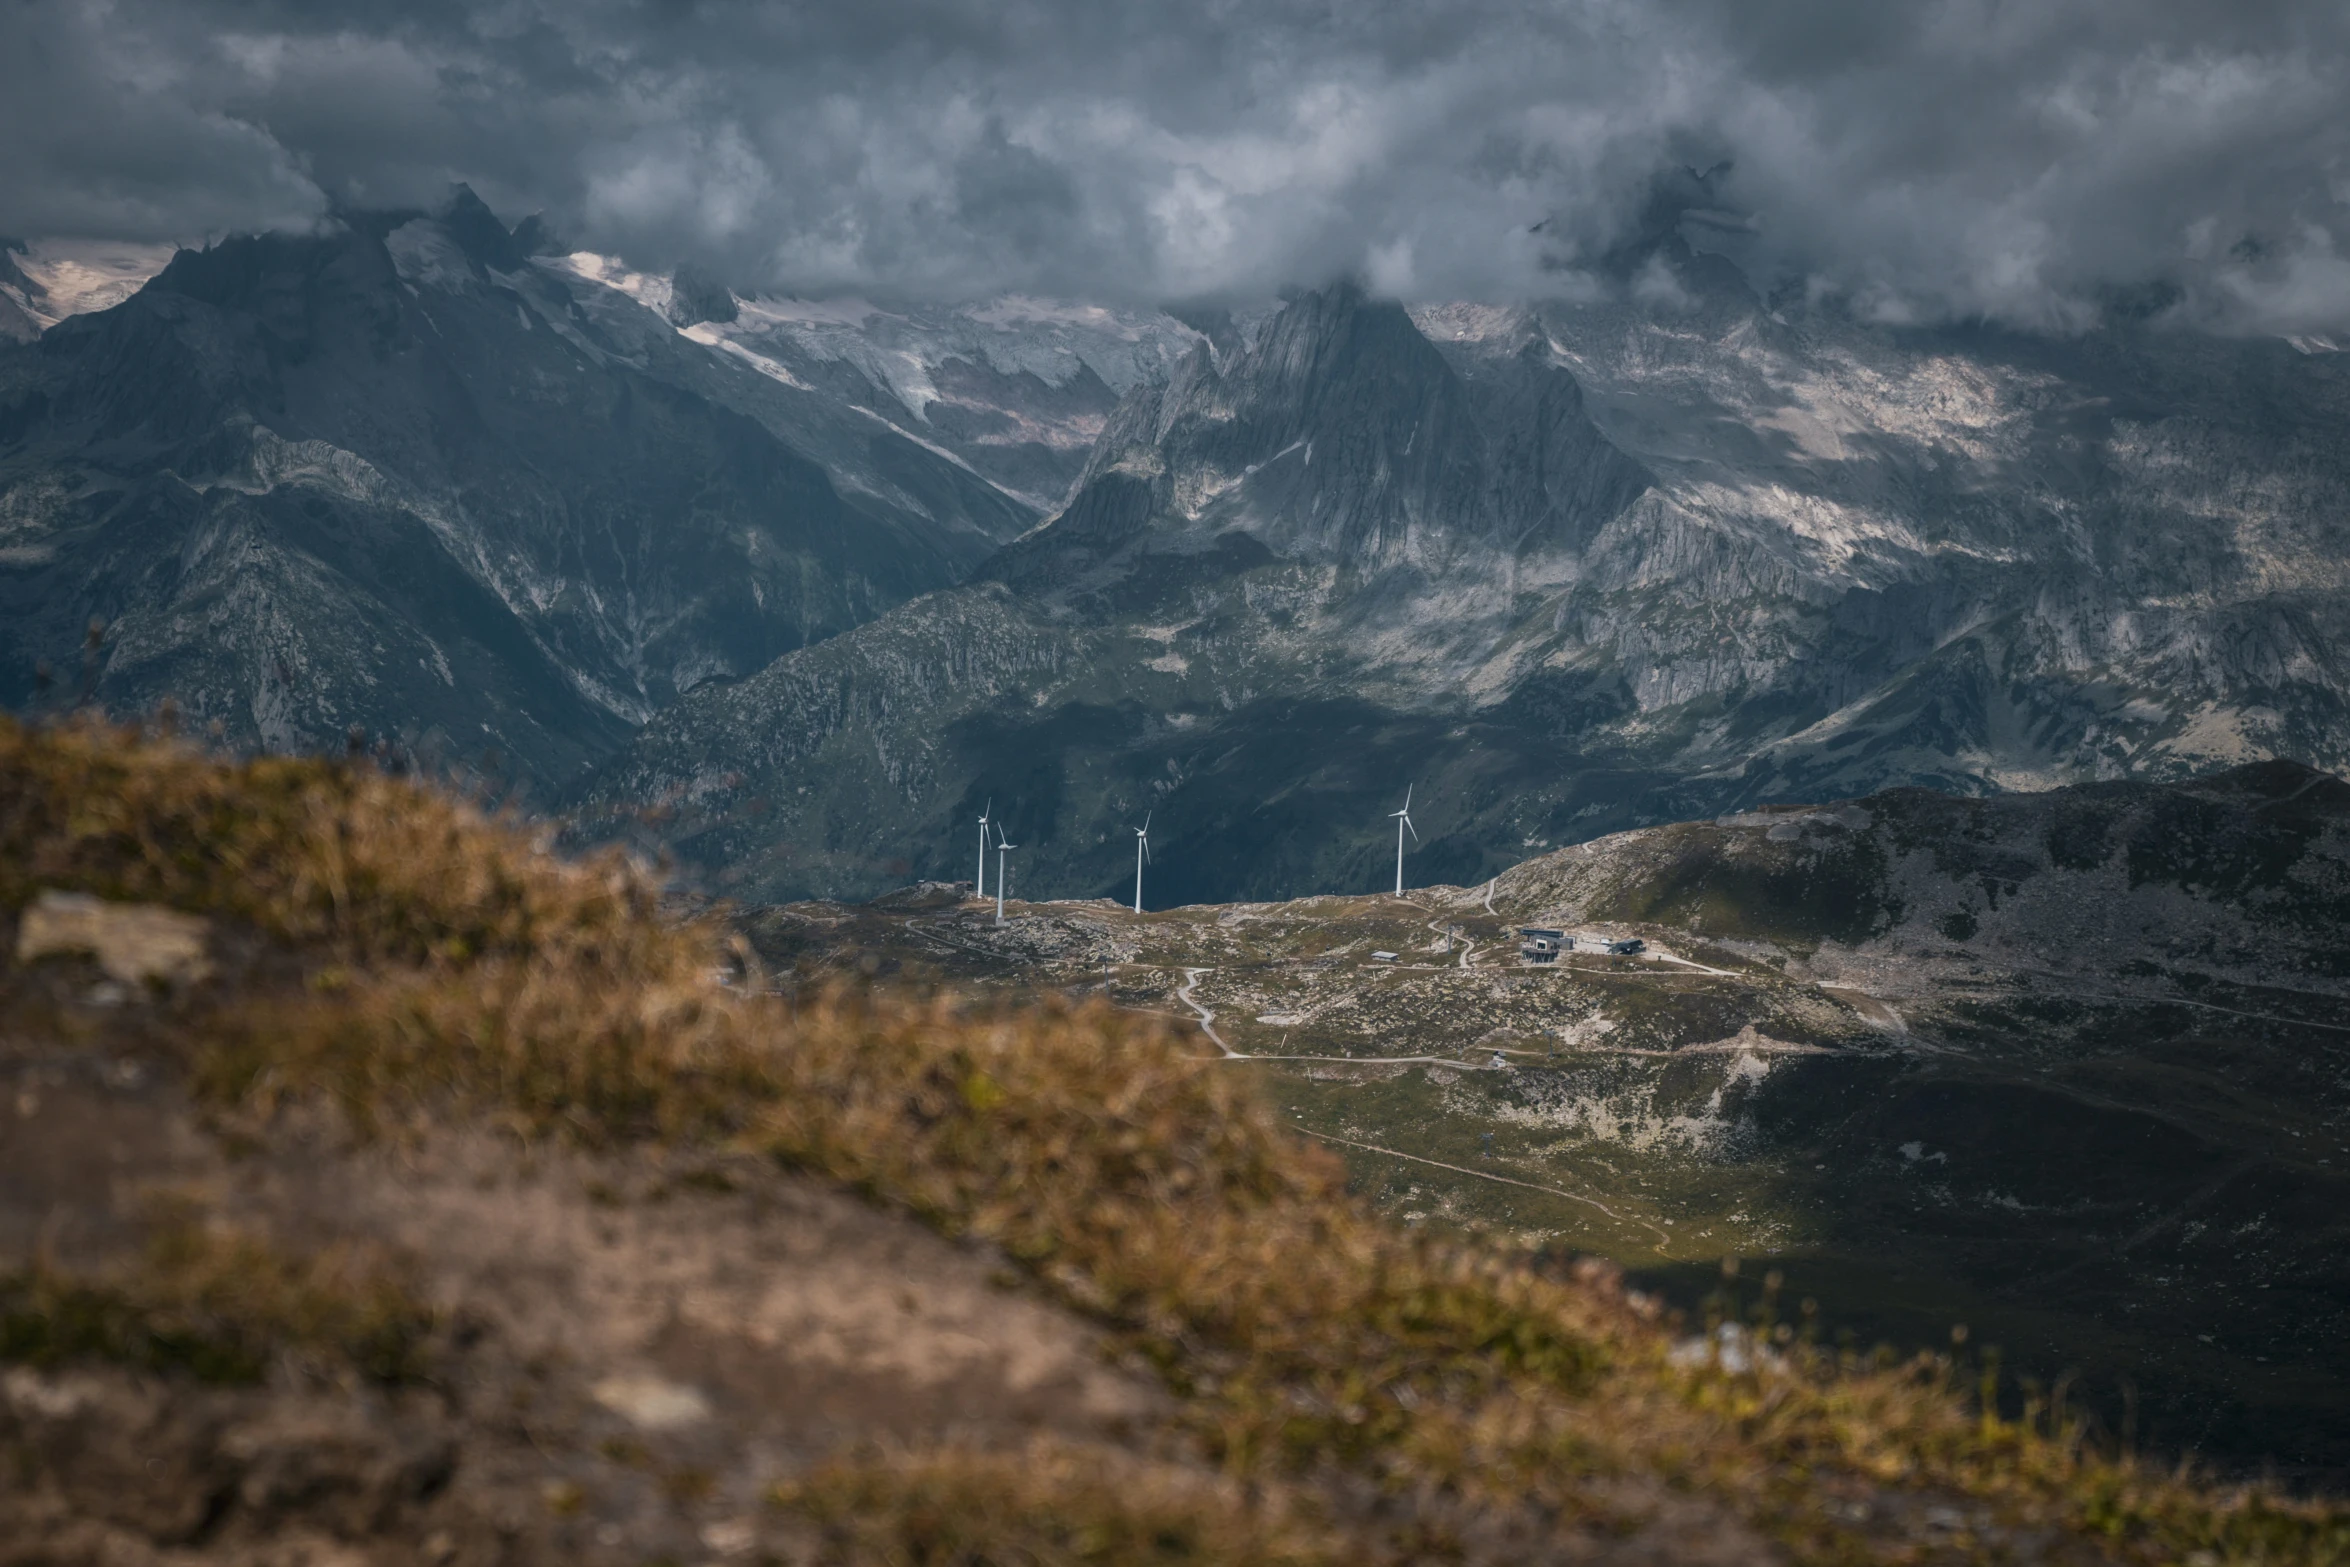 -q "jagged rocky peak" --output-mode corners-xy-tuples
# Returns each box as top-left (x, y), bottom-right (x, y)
(357, 185), (542, 295)
(434, 184), (530, 273)
(1053, 279), (1650, 569)
(1238, 279), (1451, 400)
(1128, 279), (1461, 460)
(665, 263), (739, 328)
(506, 211), (564, 259)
